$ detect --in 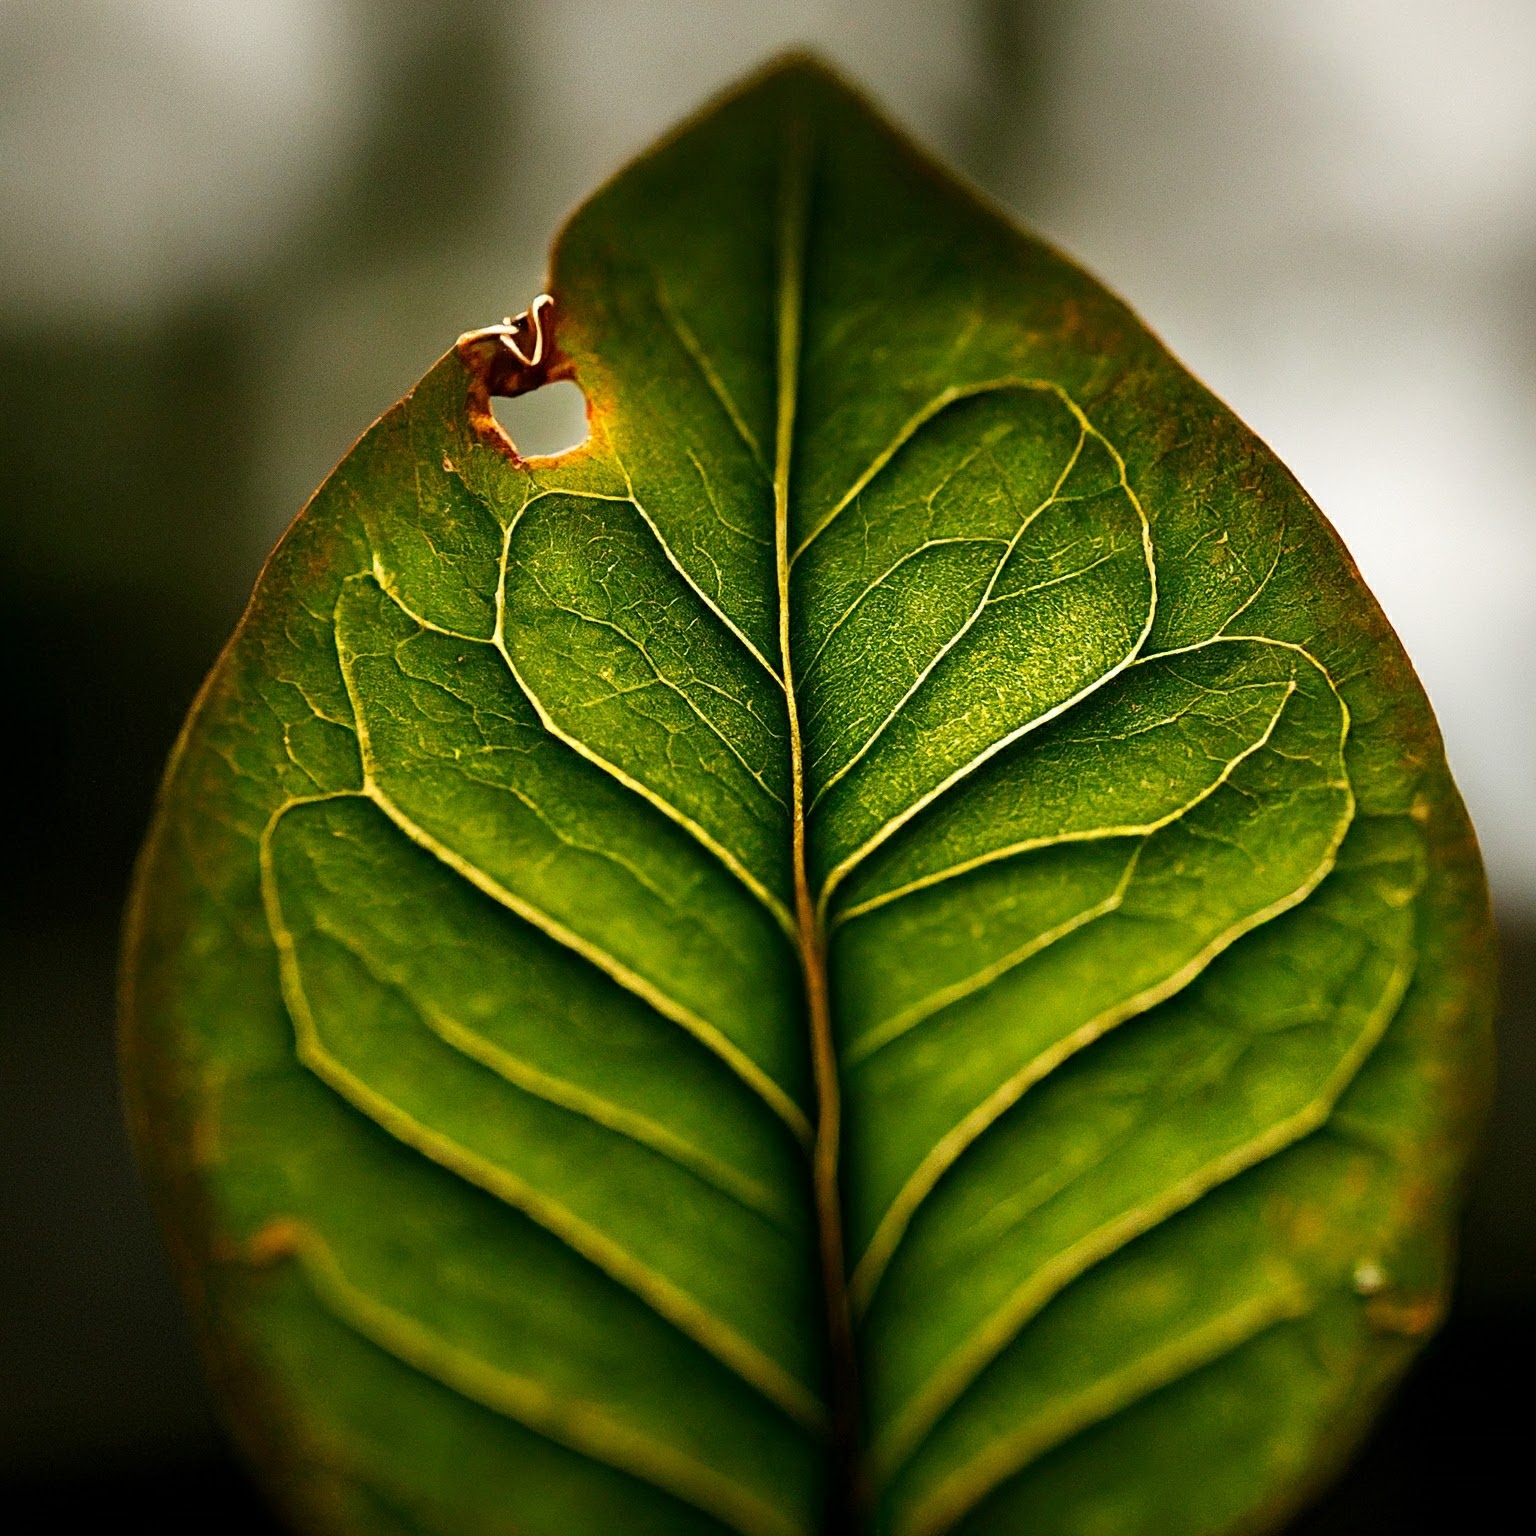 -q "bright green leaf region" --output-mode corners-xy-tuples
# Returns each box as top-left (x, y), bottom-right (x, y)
(122, 59), (1494, 1536)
